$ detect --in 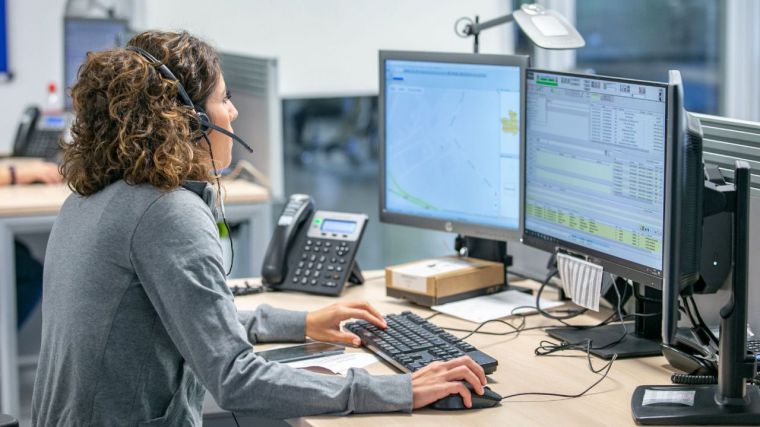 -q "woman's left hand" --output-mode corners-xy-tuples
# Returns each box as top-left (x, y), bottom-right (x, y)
(305, 301), (387, 346)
